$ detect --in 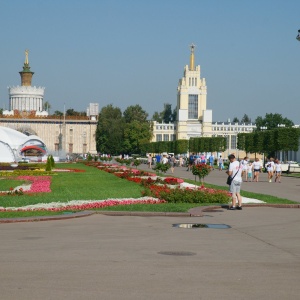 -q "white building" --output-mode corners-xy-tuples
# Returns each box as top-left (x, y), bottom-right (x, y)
(4, 50), (46, 116)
